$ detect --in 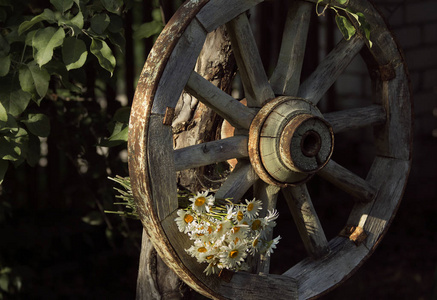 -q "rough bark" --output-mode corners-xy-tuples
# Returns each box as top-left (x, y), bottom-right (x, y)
(172, 25), (236, 193)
